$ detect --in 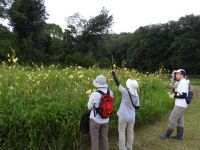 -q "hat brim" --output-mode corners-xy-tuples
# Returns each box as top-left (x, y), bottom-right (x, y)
(93, 80), (108, 88)
(174, 71), (181, 73)
(129, 89), (138, 97)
